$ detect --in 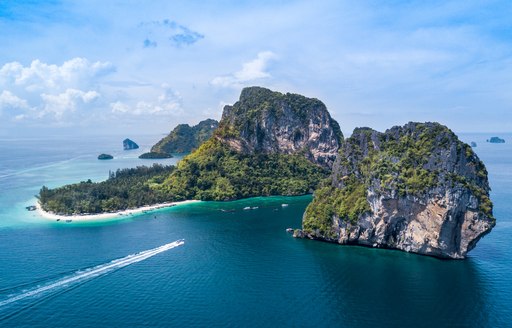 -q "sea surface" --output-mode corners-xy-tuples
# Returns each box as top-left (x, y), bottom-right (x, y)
(0, 133), (511, 327)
